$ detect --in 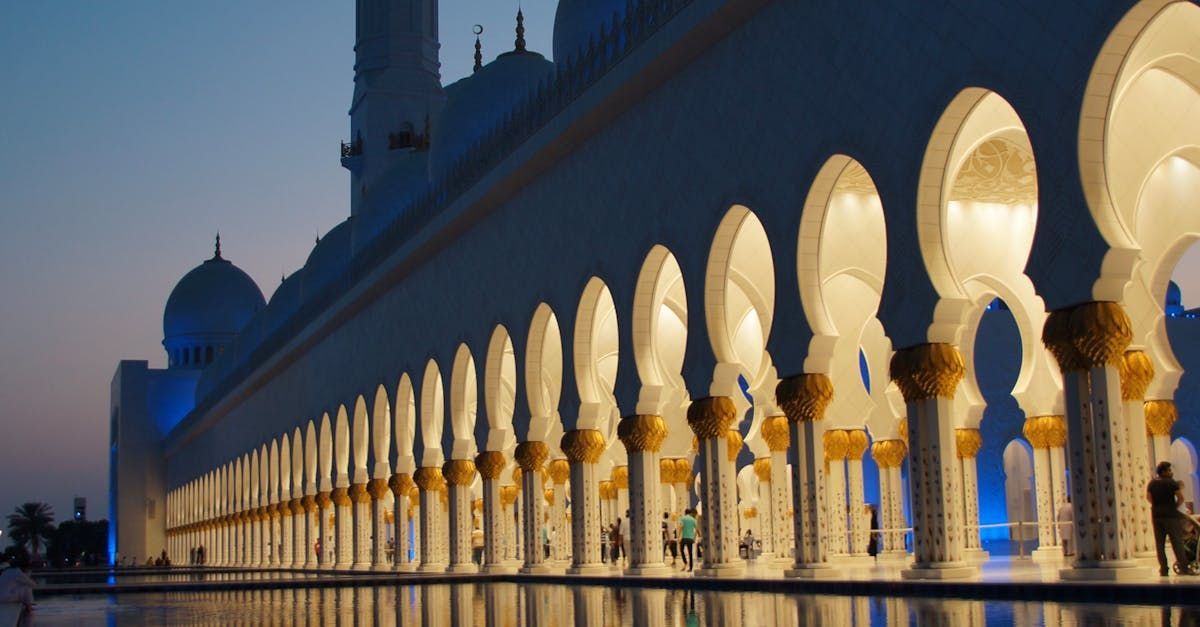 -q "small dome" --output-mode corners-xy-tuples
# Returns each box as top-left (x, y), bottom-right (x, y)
(430, 45), (554, 179)
(264, 270), (304, 337)
(1167, 280), (1184, 316)
(301, 219), (353, 301)
(163, 240), (266, 353)
(552, 0), (625, 65)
